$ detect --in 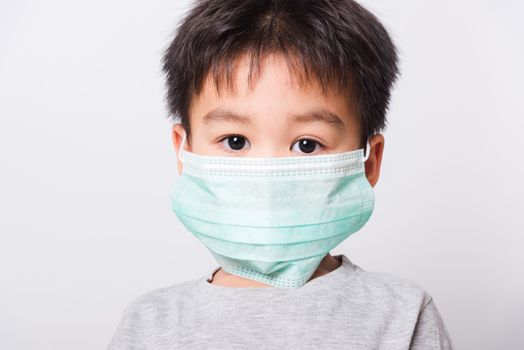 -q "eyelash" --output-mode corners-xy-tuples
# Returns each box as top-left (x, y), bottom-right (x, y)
(217, 135), (325, 154)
